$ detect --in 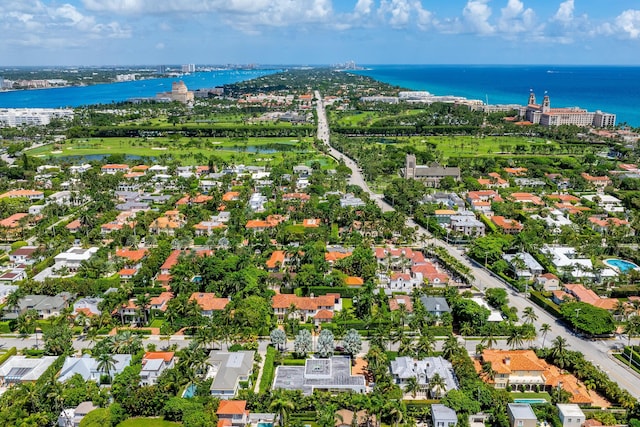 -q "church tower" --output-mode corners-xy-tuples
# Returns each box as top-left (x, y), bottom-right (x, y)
(405, 154), (416, 180)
